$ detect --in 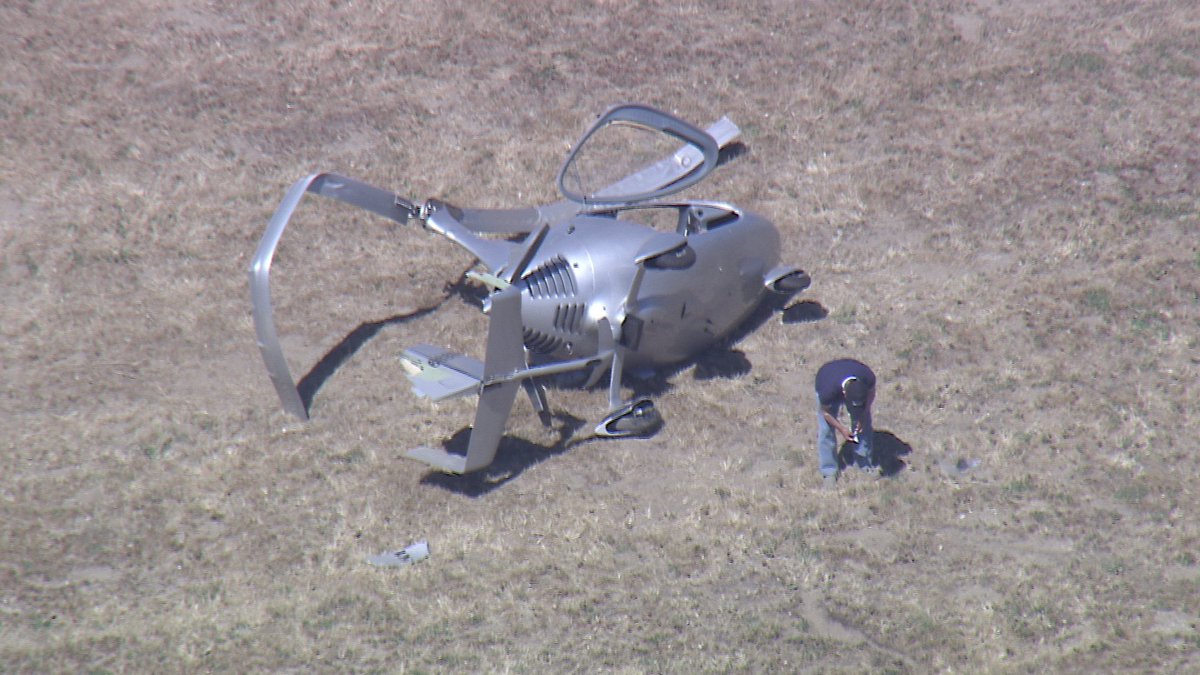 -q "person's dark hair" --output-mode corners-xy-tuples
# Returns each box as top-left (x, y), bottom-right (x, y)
(843, 378), (868, 410)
